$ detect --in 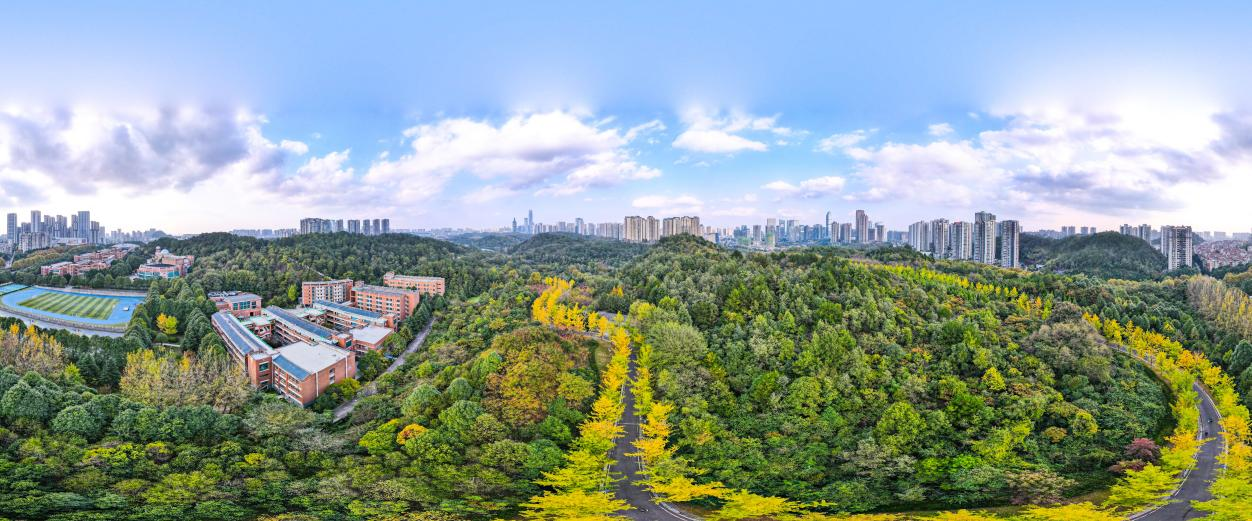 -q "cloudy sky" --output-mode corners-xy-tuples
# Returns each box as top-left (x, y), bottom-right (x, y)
(2, 2), (1252, 234)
